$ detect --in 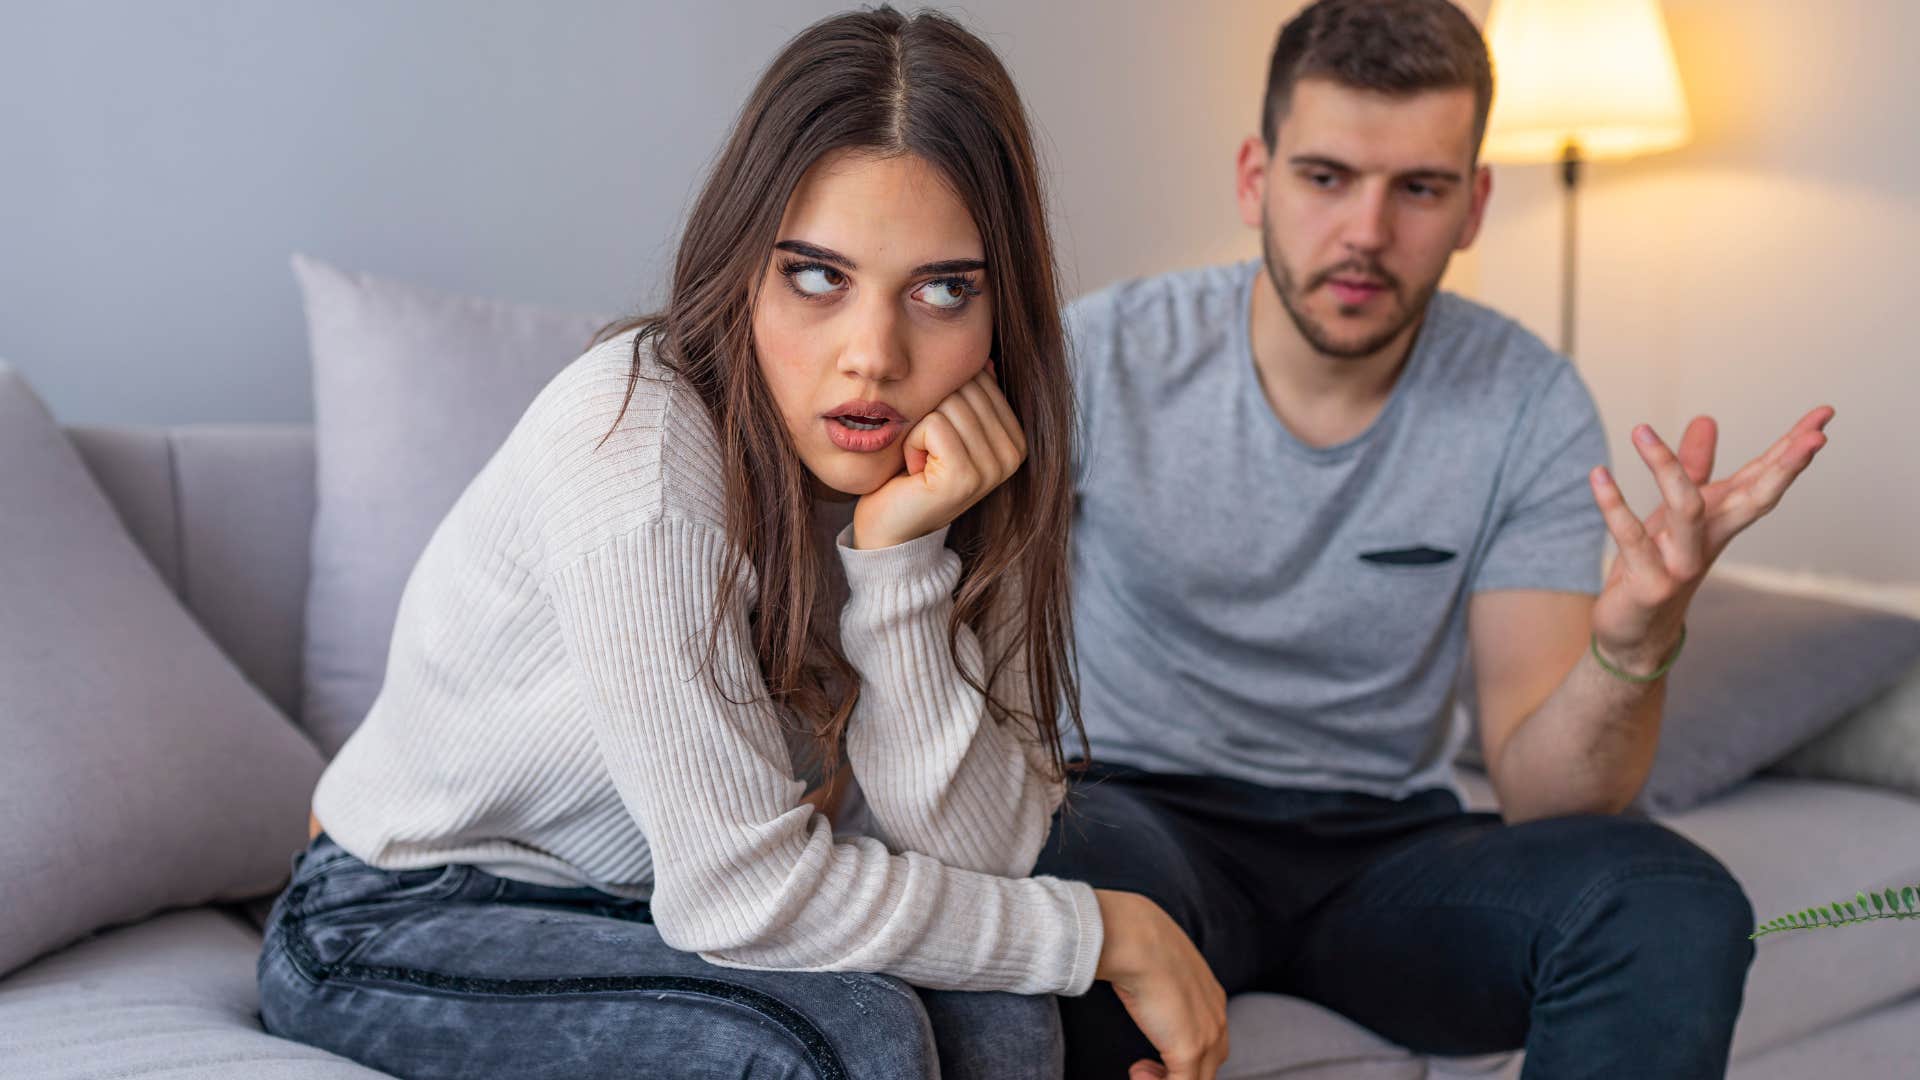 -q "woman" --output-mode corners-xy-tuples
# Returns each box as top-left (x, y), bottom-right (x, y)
(259, 8), (1226, 1079)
